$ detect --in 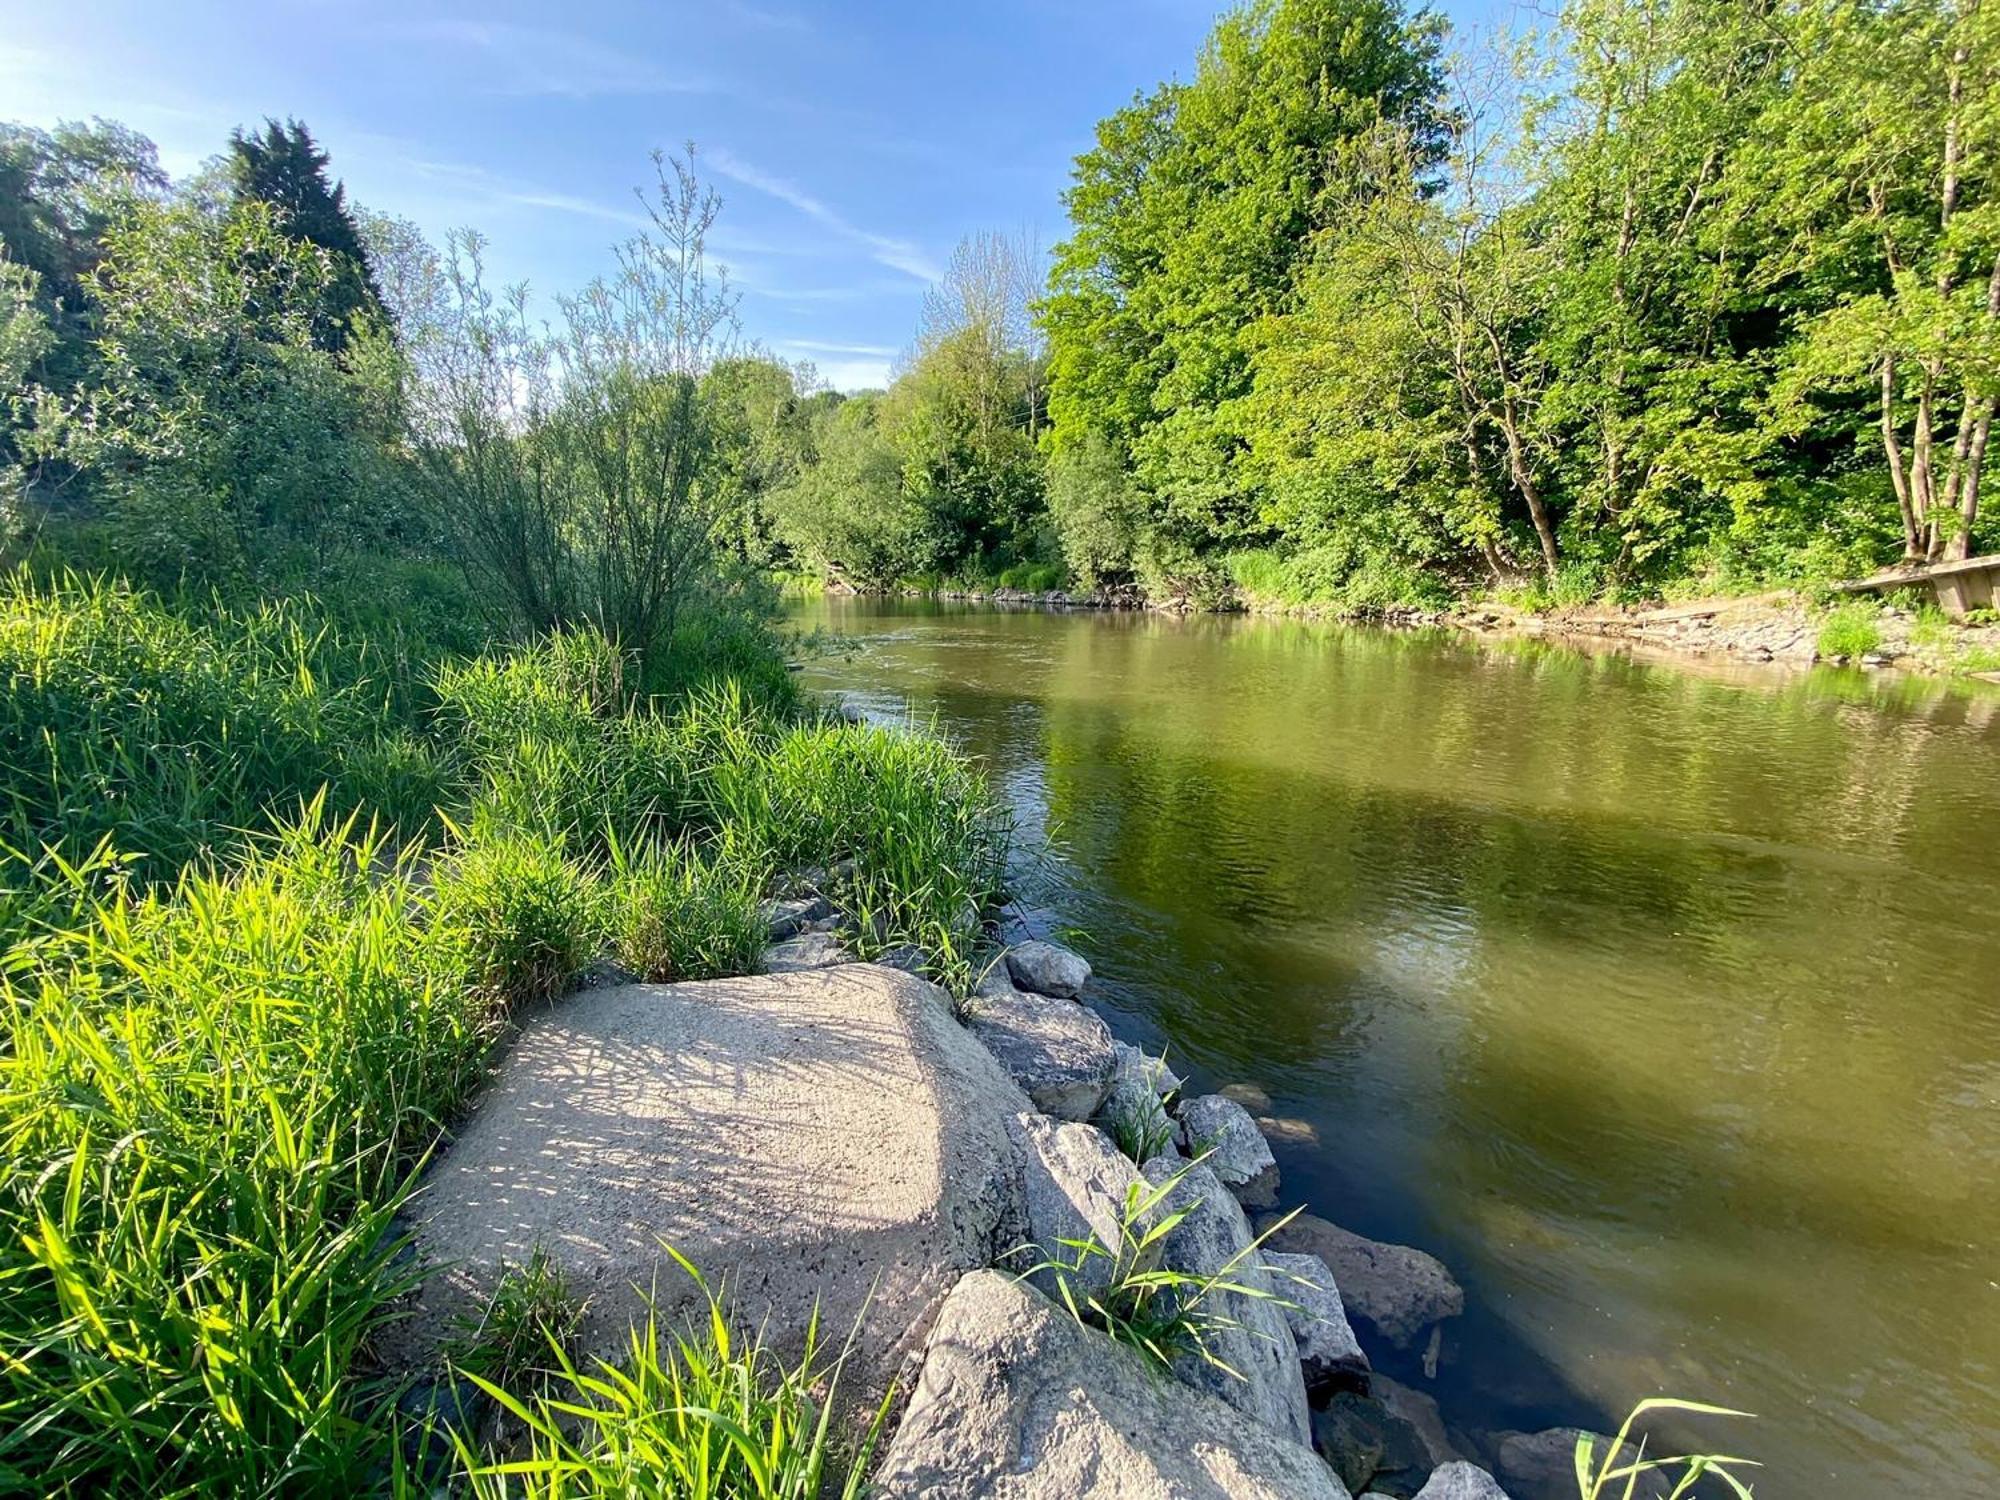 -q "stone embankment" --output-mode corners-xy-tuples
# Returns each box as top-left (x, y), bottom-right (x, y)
(393, 876), (1636, 1498)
